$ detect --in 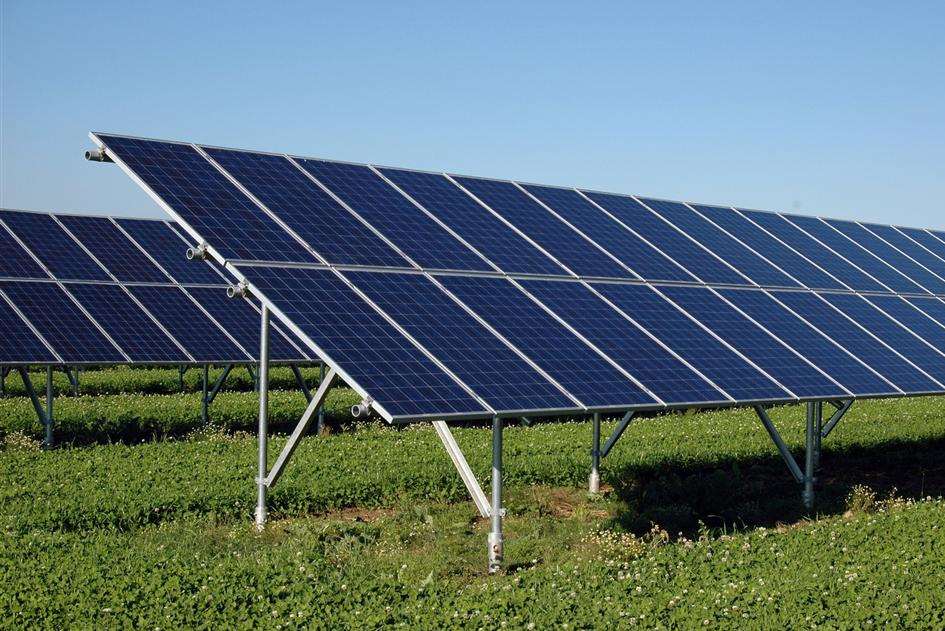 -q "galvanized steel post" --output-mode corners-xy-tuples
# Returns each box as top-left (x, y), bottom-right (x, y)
(803, 402), (816, 510)
(589, 412), (601, 493)
(488, 415), (504, 573)
(317, 362), (326, 434)
(201, 364), (209, 425)
(255, 305), (271, 530)
(45, 366), (54, 448)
